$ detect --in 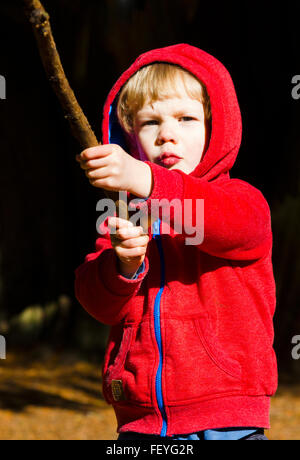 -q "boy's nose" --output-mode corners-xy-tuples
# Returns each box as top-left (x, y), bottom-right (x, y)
(156, 122), (179, 145)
